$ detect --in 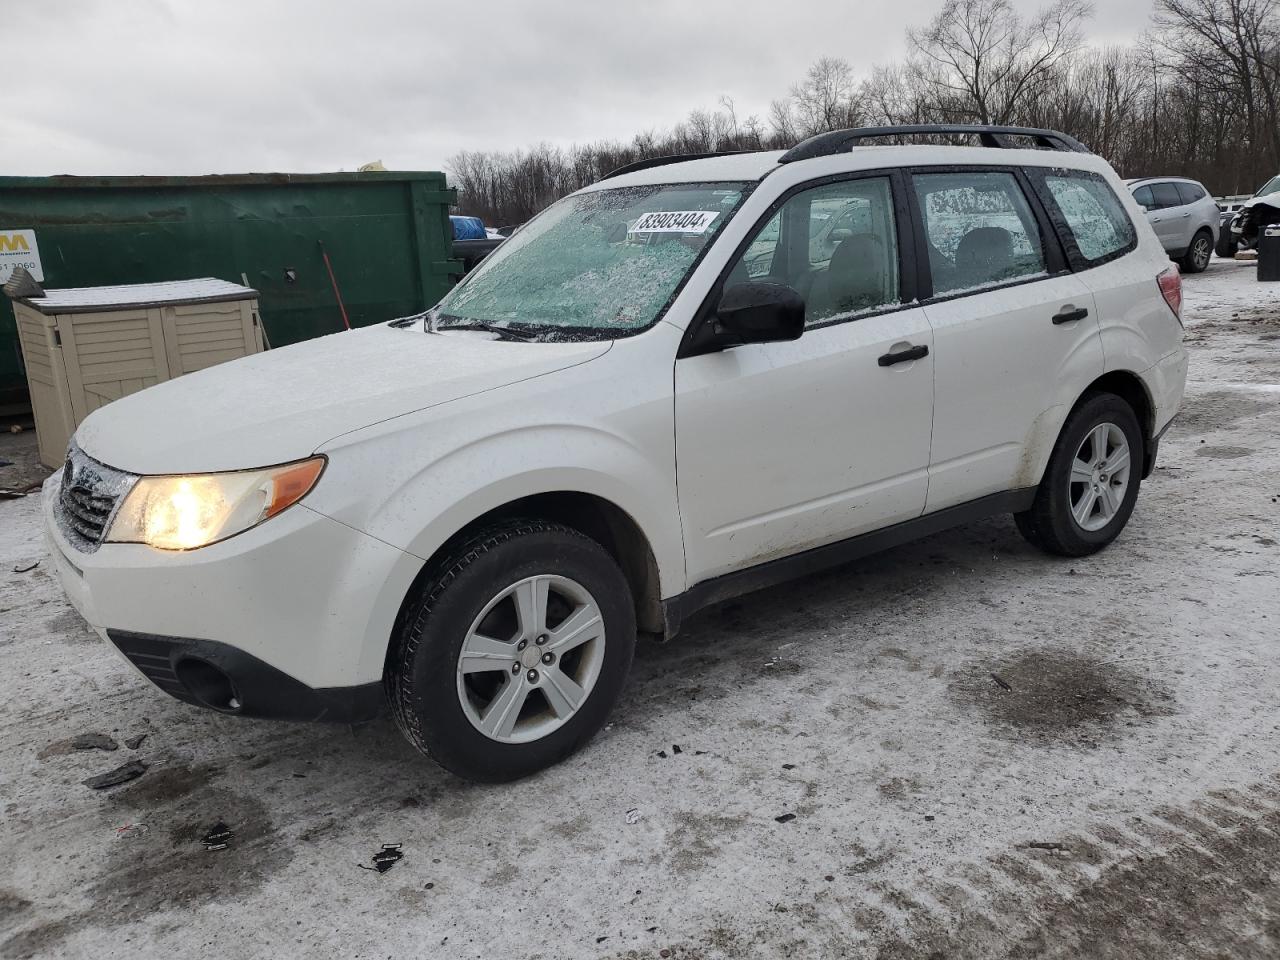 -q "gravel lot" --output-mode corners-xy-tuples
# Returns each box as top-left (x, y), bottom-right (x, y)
(1, 260), (1277, 960)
